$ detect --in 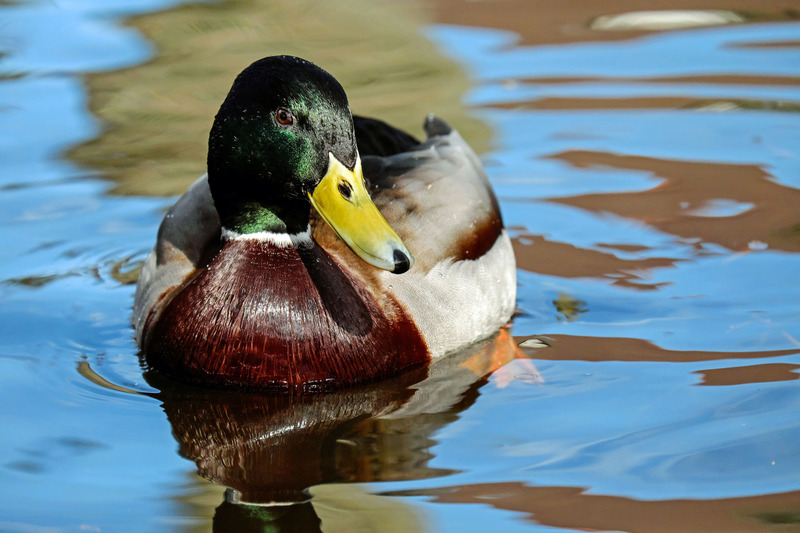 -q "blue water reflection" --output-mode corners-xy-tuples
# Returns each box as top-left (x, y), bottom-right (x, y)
(429, 23), (800, 79)
(1, 1), (187, 531)
(419, 359), (800, 499)
(487, 110), (800, 188)
(514, 250), (800, 351)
